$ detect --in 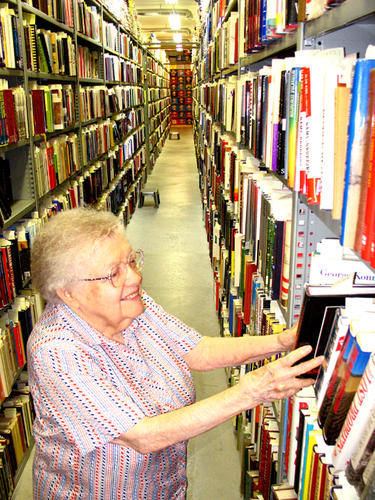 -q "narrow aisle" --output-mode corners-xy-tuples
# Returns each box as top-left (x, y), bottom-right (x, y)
(126, 127), (242, 500)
